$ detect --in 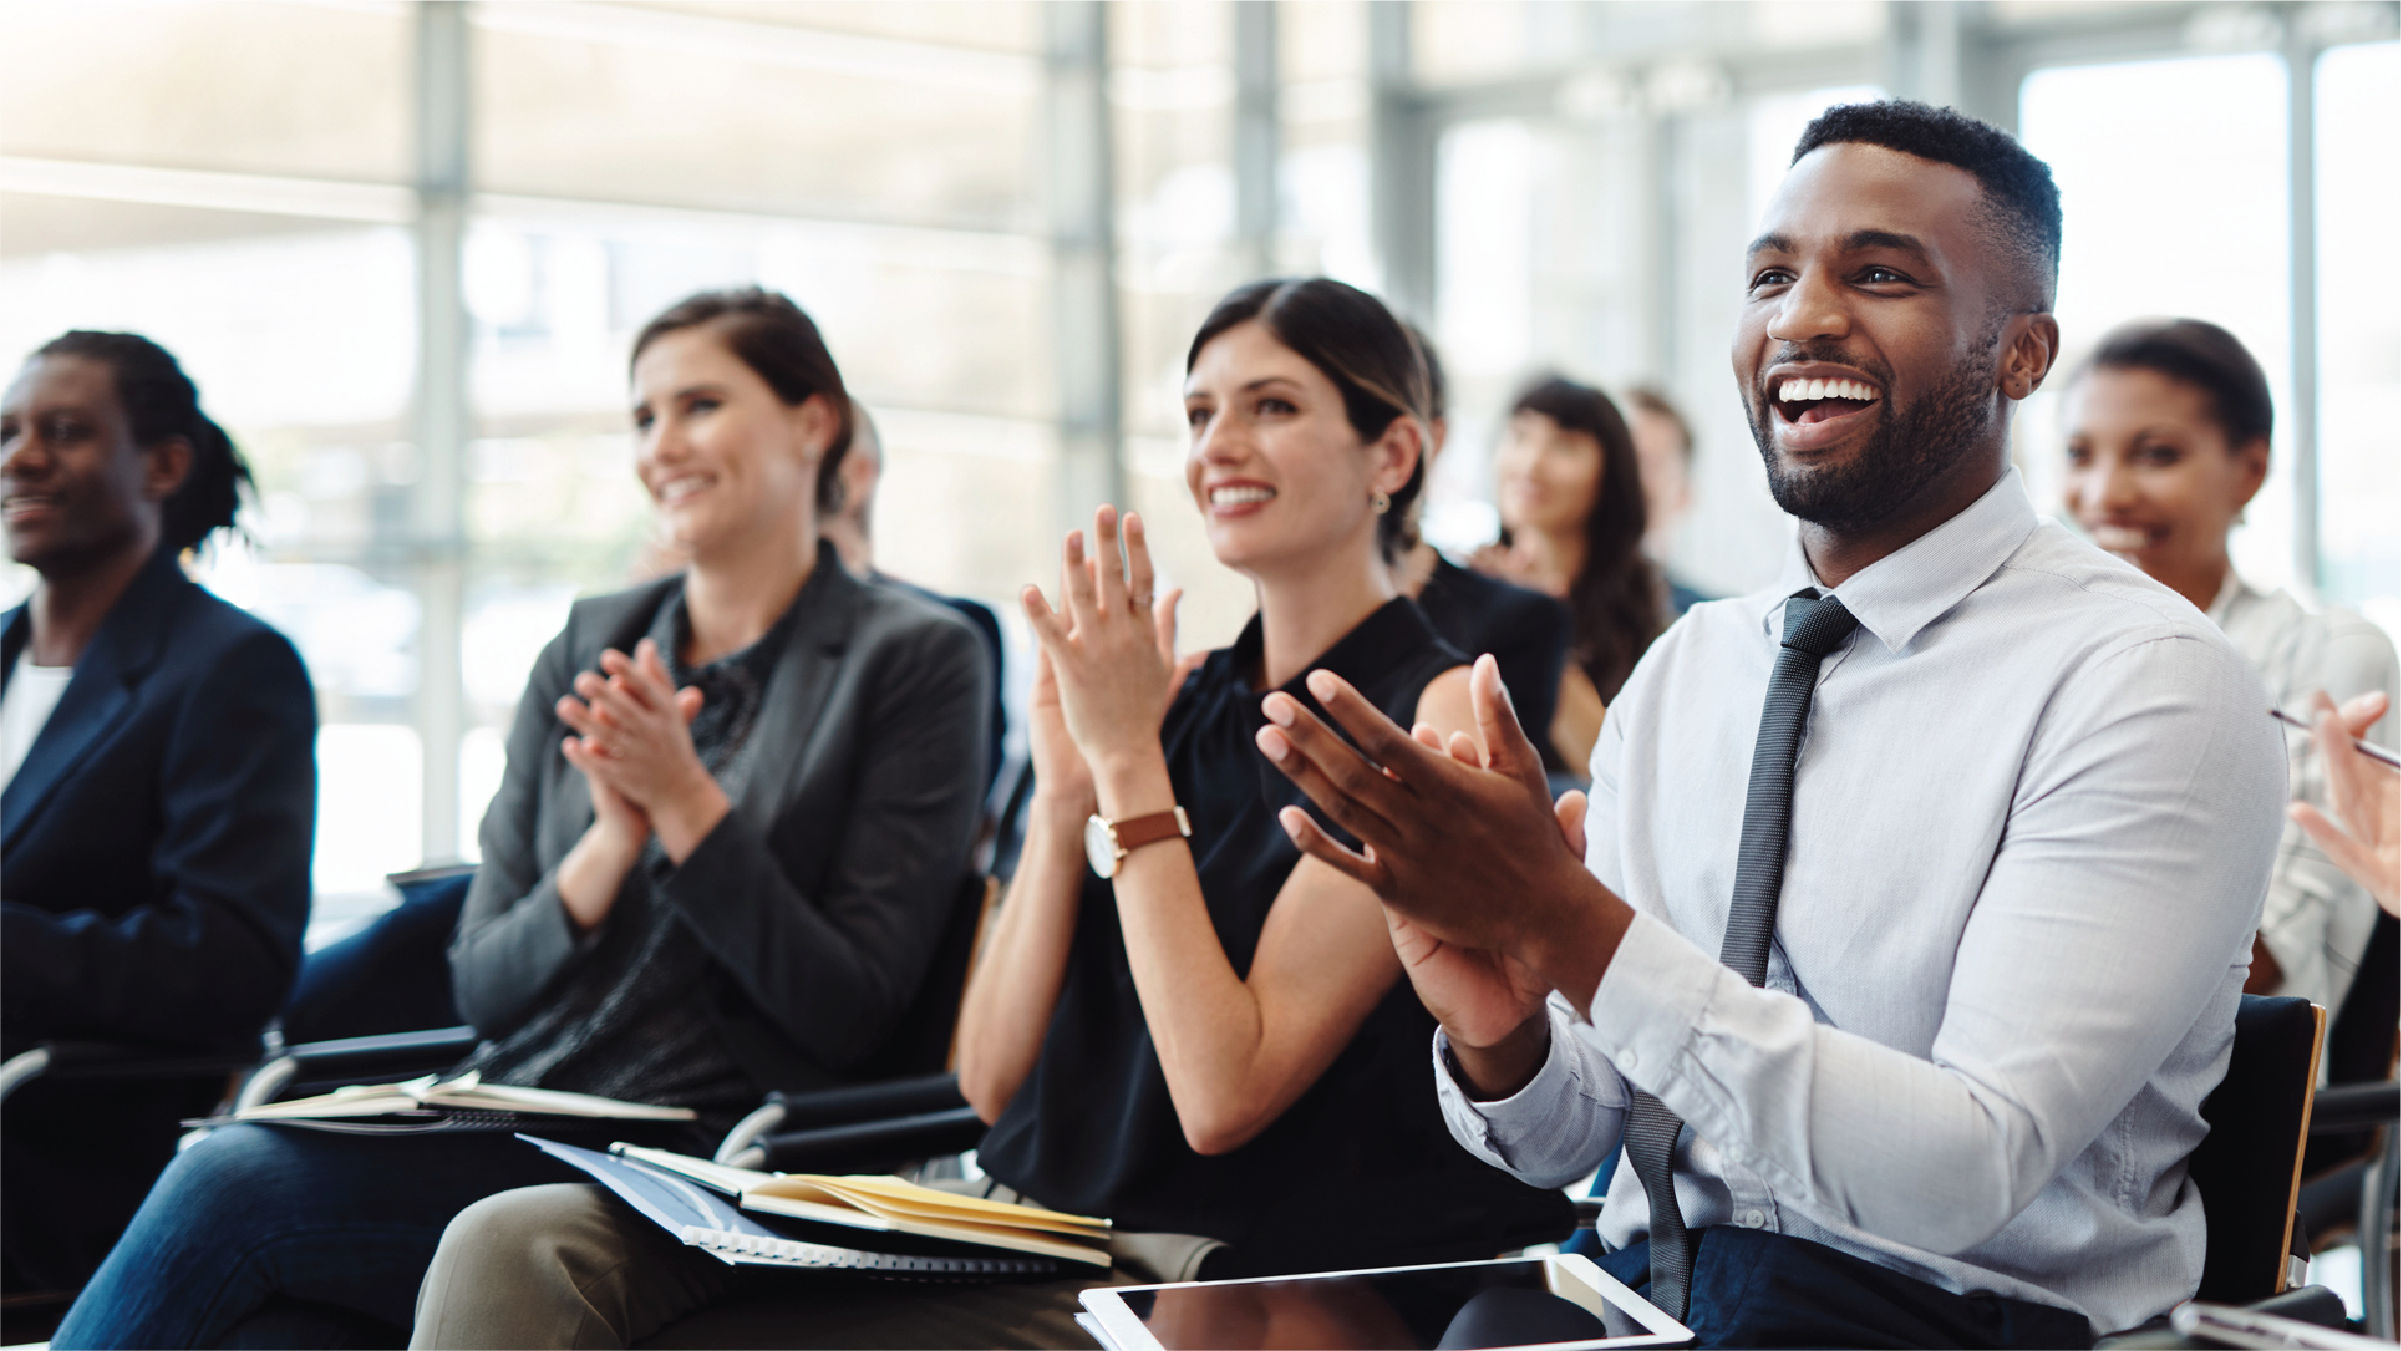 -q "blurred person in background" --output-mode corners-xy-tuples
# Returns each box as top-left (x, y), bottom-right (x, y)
(1626, 385), (1716, 616)
(821, 401), (1008, 805)
(1393, 326), (1572, 782)
(2062, 317), (2398, 1010)
(0, 332), (316, 1302)
(408, 277), (1569, 1351)
(51, 287), (991, 1349)
(1474, 375), (1667, 773)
